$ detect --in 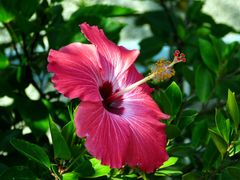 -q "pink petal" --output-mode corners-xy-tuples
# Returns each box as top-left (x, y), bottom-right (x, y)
(47, 43), (103, 101)
(118, 65), (153, 94)
(122, 92), (169, 172)
(75, 101), (130, 168)
(75, 92), (169, 172)
(80, 23), (140, 82)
